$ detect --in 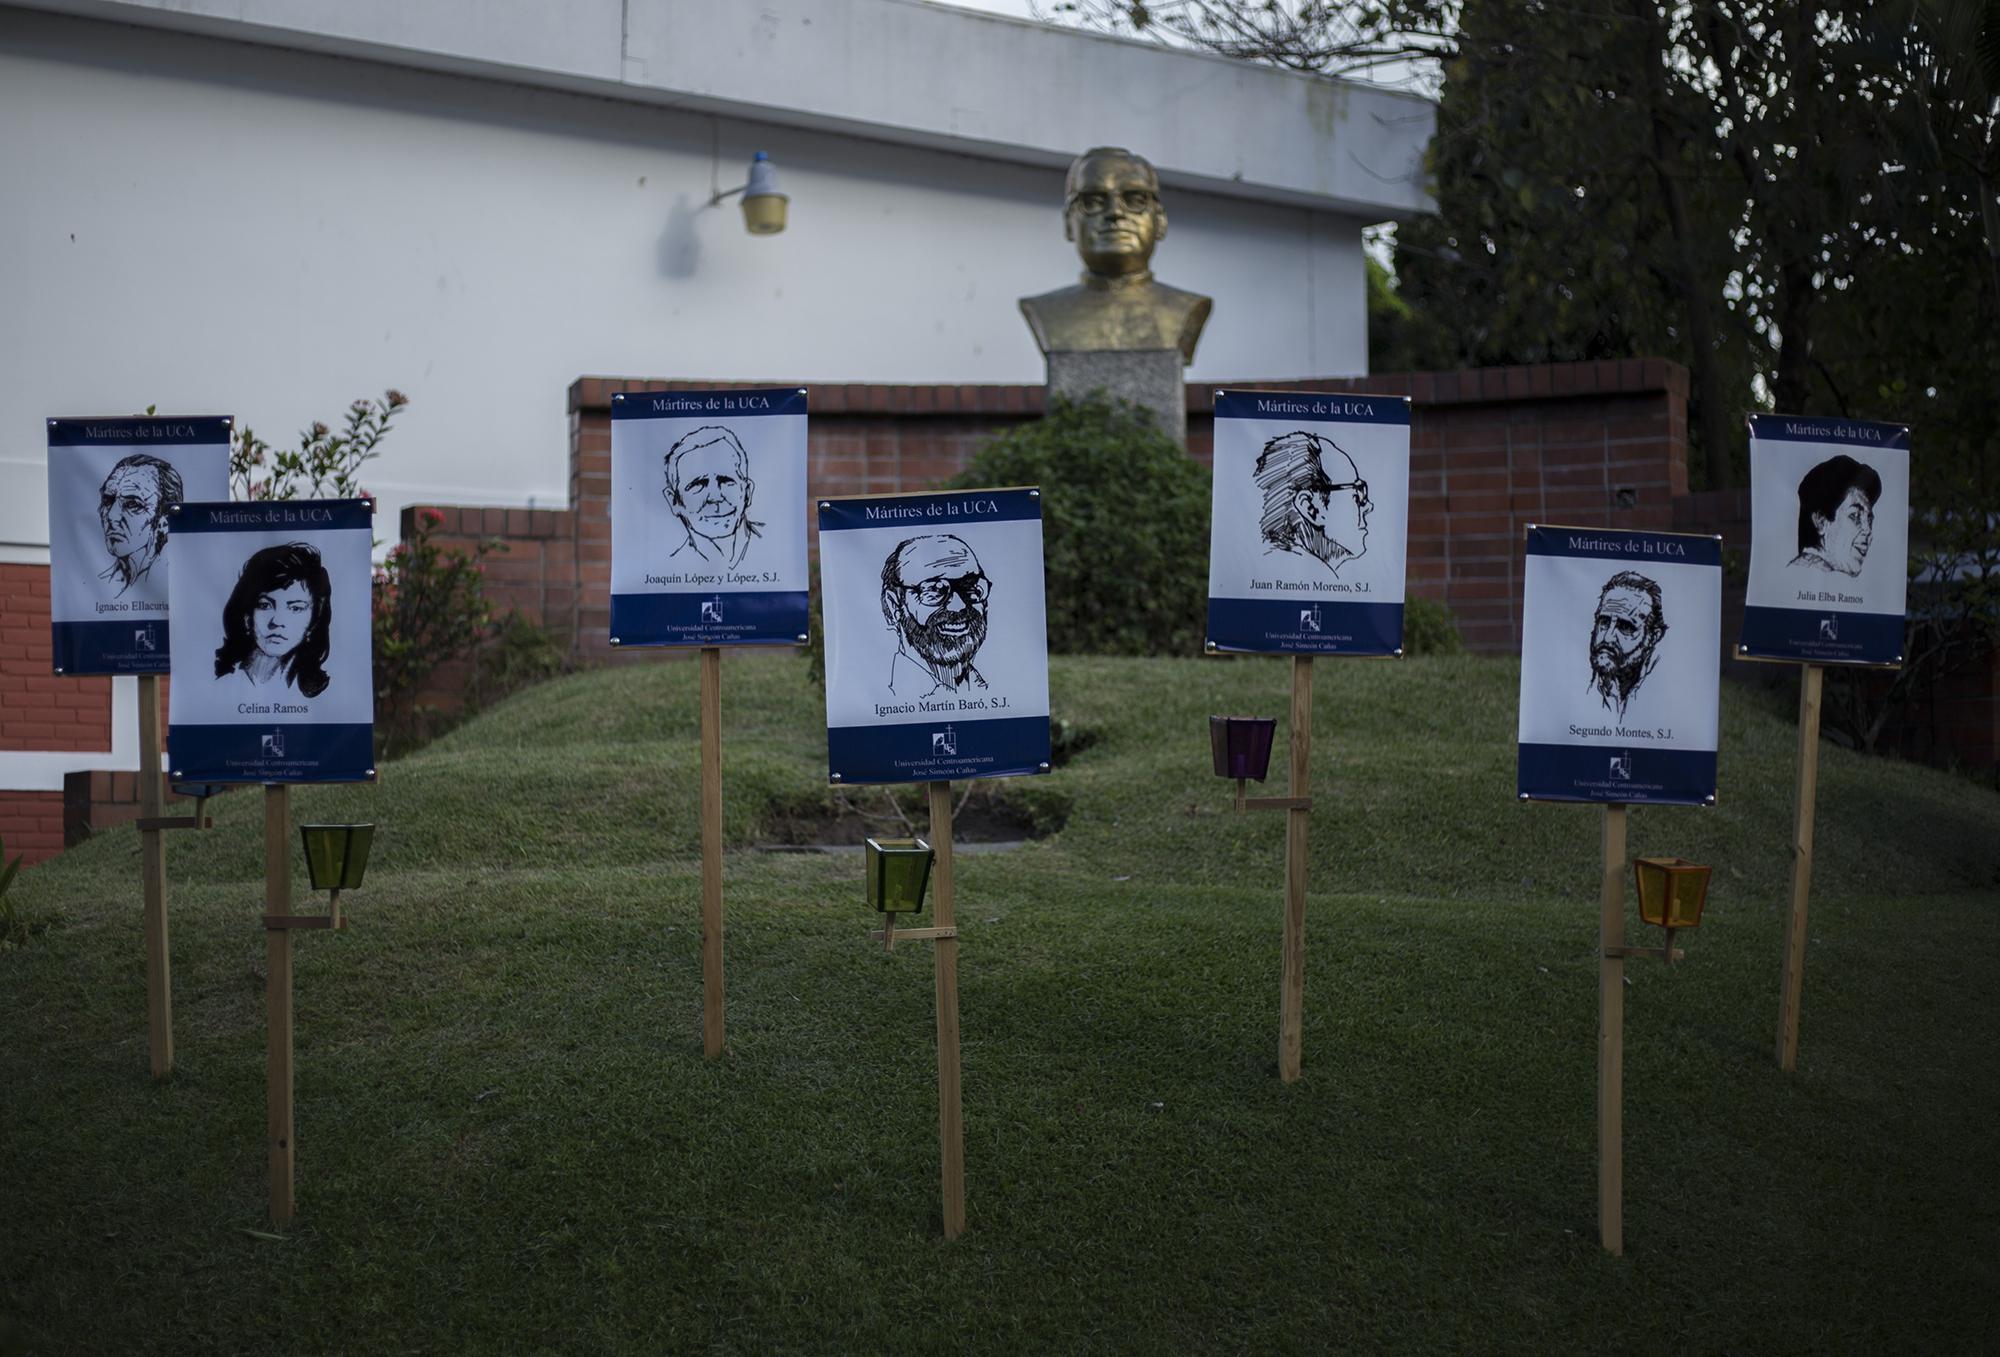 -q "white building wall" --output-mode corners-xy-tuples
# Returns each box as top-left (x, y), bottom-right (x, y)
(0, 6), (1384, 555)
